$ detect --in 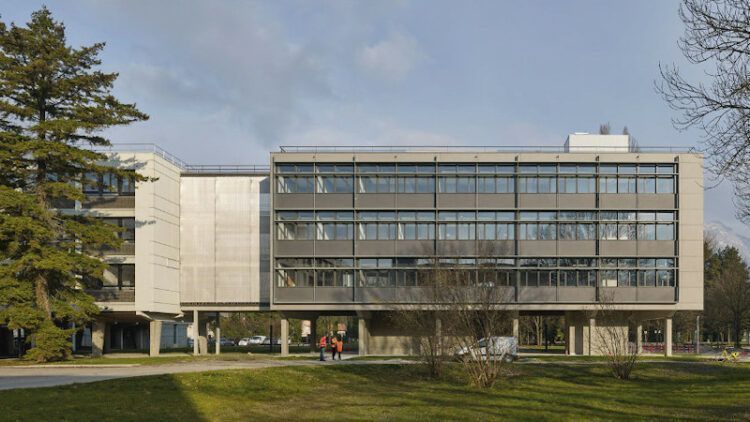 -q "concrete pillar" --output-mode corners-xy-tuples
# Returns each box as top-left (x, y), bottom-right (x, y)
(92, 321), (106, 358)
(664, 318), (673, 357)
(309, 318), (317, 351)
(636, 322), (643, 354)
(512, 318), (519, 340)
(193, 310), (200, 356)
(588, 318), (596, 356)
(202, 320), (210, 355)
(215, 316), (221, 355)
(149, 320), (162, 357)
(358, 318), (369, 356)
(280, 318), (289, 357)
(567, 321), (576, 355)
